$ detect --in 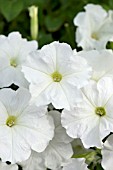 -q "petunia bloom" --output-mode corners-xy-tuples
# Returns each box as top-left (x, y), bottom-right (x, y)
(0, 32), (38, 88)
(62, 77), (113, 148)
(0, 88), (54, 163)
(74, 4), (113, 50)
(22, 41), (91, 110)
